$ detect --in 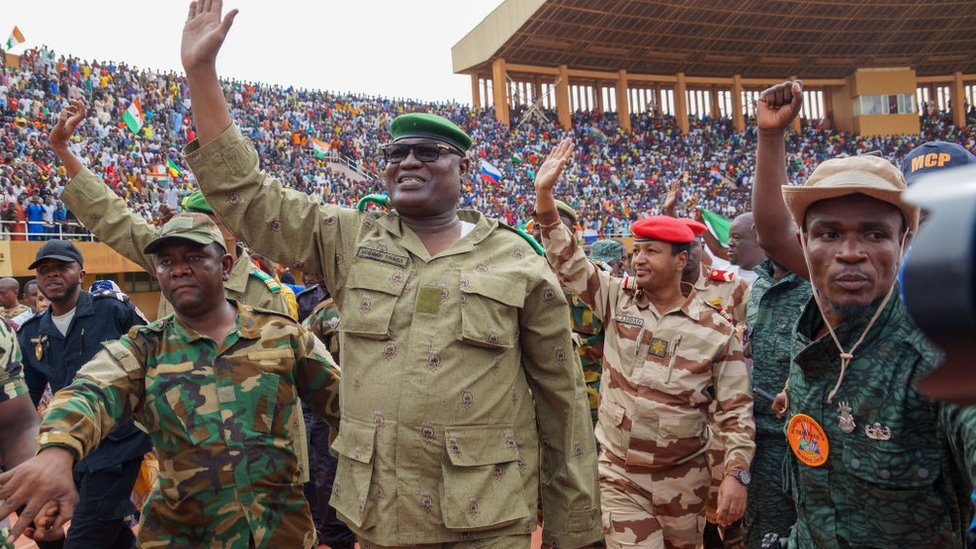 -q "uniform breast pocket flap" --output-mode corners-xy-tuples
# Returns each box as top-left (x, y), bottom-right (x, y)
(459, 274), (524, 349)
(340, 266), (407, 340)
(246, 348), (293, 373)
